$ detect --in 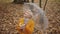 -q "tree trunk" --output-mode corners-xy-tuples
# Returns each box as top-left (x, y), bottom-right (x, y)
(13, 0), (24, 4)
